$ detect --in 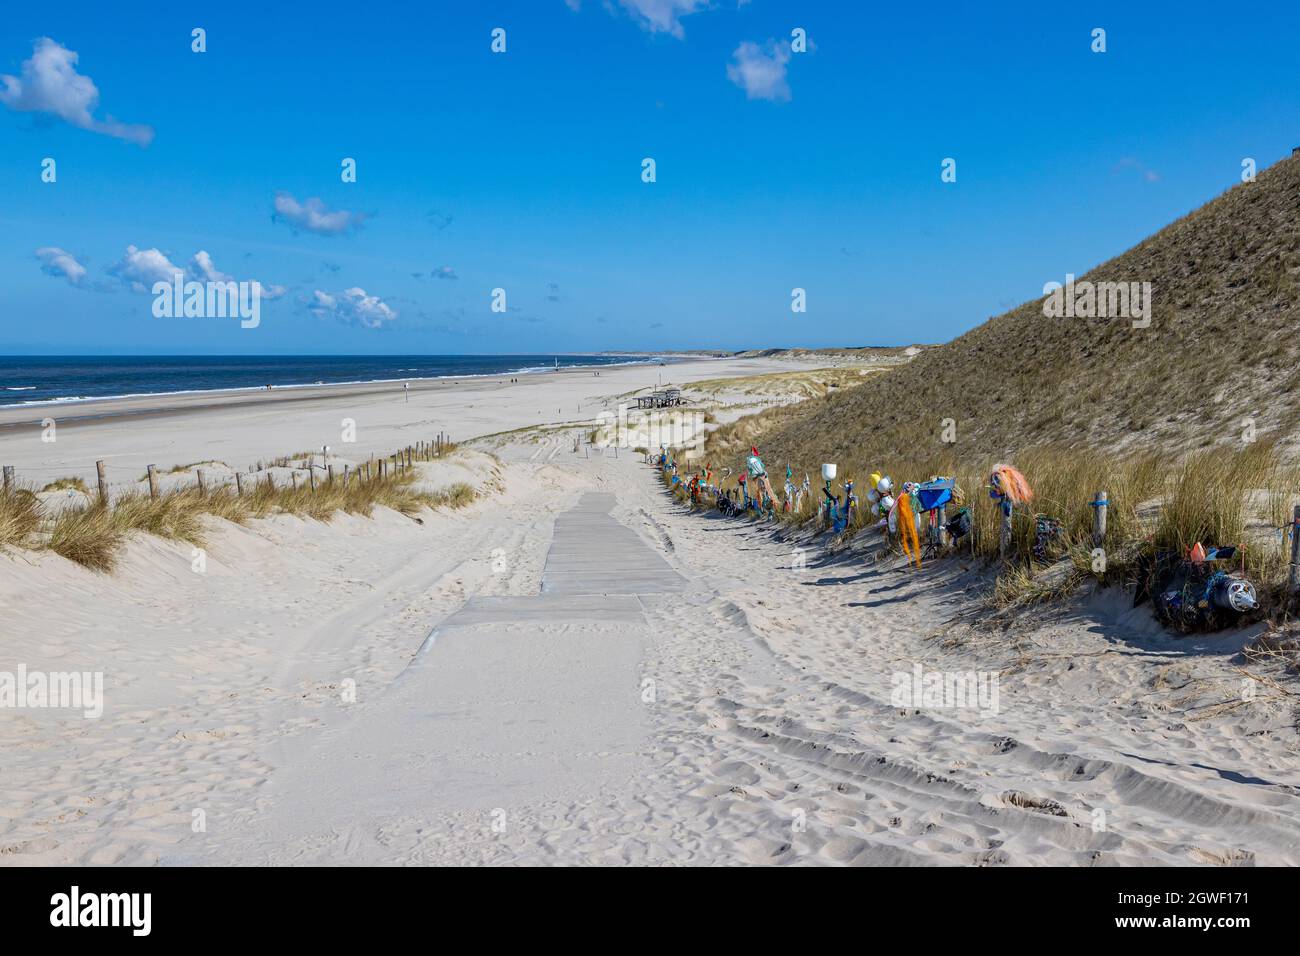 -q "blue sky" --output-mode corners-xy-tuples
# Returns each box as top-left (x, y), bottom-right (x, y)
(2, 1), (1298, 355)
